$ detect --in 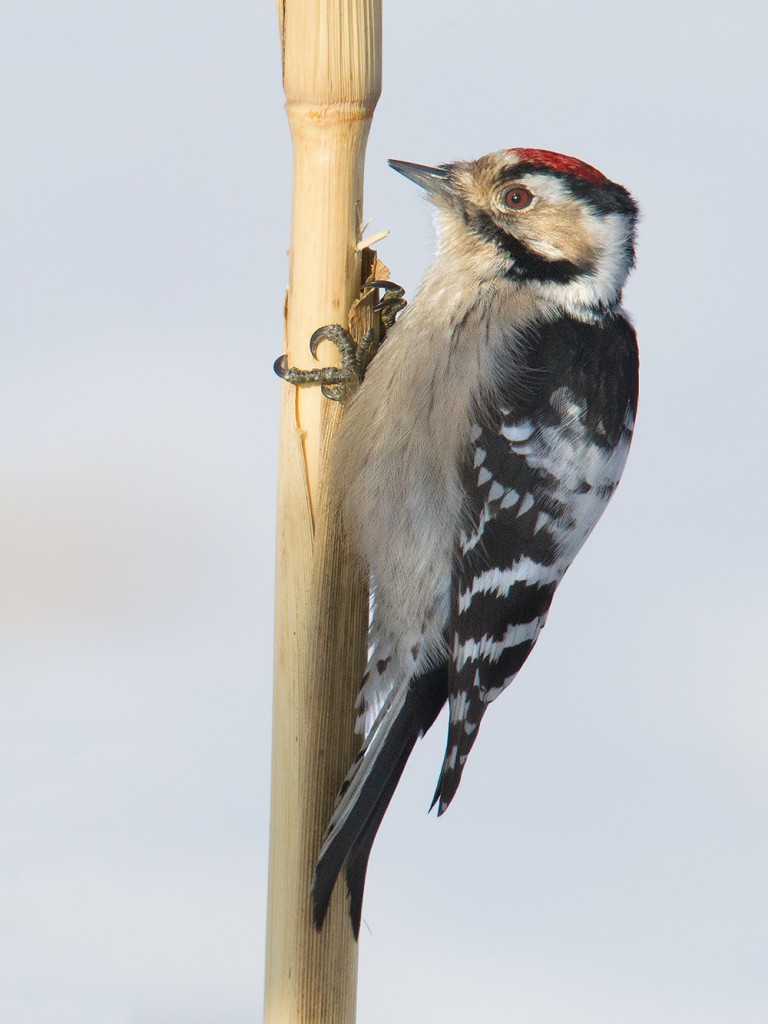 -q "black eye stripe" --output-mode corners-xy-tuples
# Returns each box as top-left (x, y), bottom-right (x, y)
(471, 211), (582, 284)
